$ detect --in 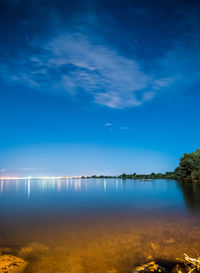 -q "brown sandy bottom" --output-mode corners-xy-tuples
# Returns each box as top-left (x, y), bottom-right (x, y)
(1, 213), (200, 273)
